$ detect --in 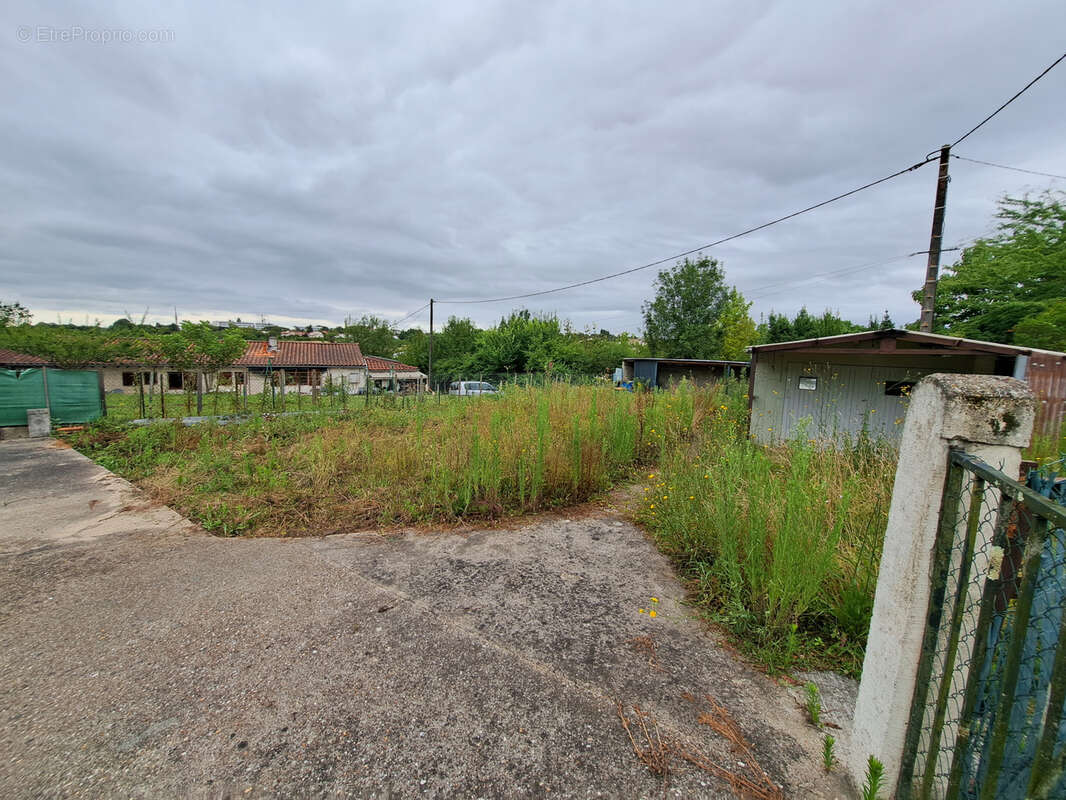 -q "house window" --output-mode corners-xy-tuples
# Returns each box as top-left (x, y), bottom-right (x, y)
(167, 372), (184, 390)
(122, 371), (152, 387)
(798, 377), (818, 391)
(885, 380), (915, 397)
